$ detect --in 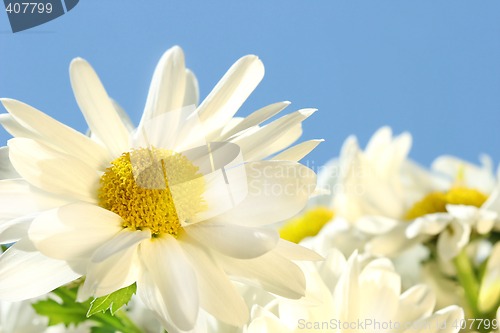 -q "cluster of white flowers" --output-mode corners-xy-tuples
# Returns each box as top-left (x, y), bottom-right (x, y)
(0, 46), (497, 333)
